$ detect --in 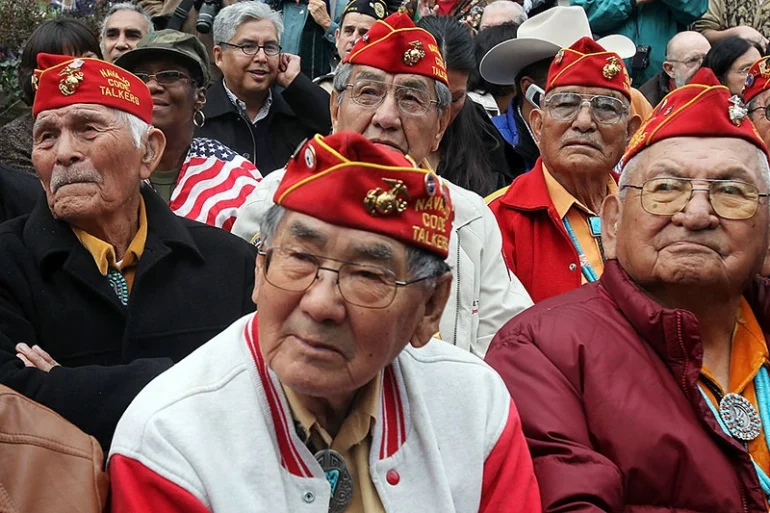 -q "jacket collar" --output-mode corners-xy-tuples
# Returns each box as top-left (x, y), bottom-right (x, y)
(24, 185), (204, 275)
(498, 159), (554, 212)
(205, 79), (296, 120)
(244, 314), (408, 477)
